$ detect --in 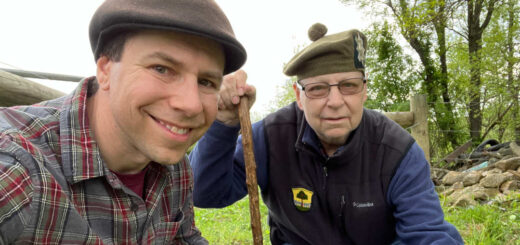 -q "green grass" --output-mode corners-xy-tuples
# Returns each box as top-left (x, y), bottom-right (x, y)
(194, 197), (270, 244)
(442, 193), (520, 245)
(195, 193), (520, 244)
